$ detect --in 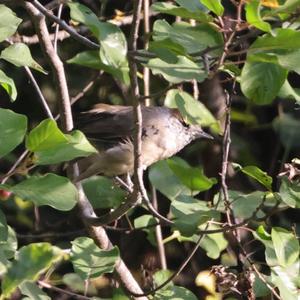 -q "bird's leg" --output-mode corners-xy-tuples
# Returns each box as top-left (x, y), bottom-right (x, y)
(114, 175), (133, 193)
(126, 172), (134, 190)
